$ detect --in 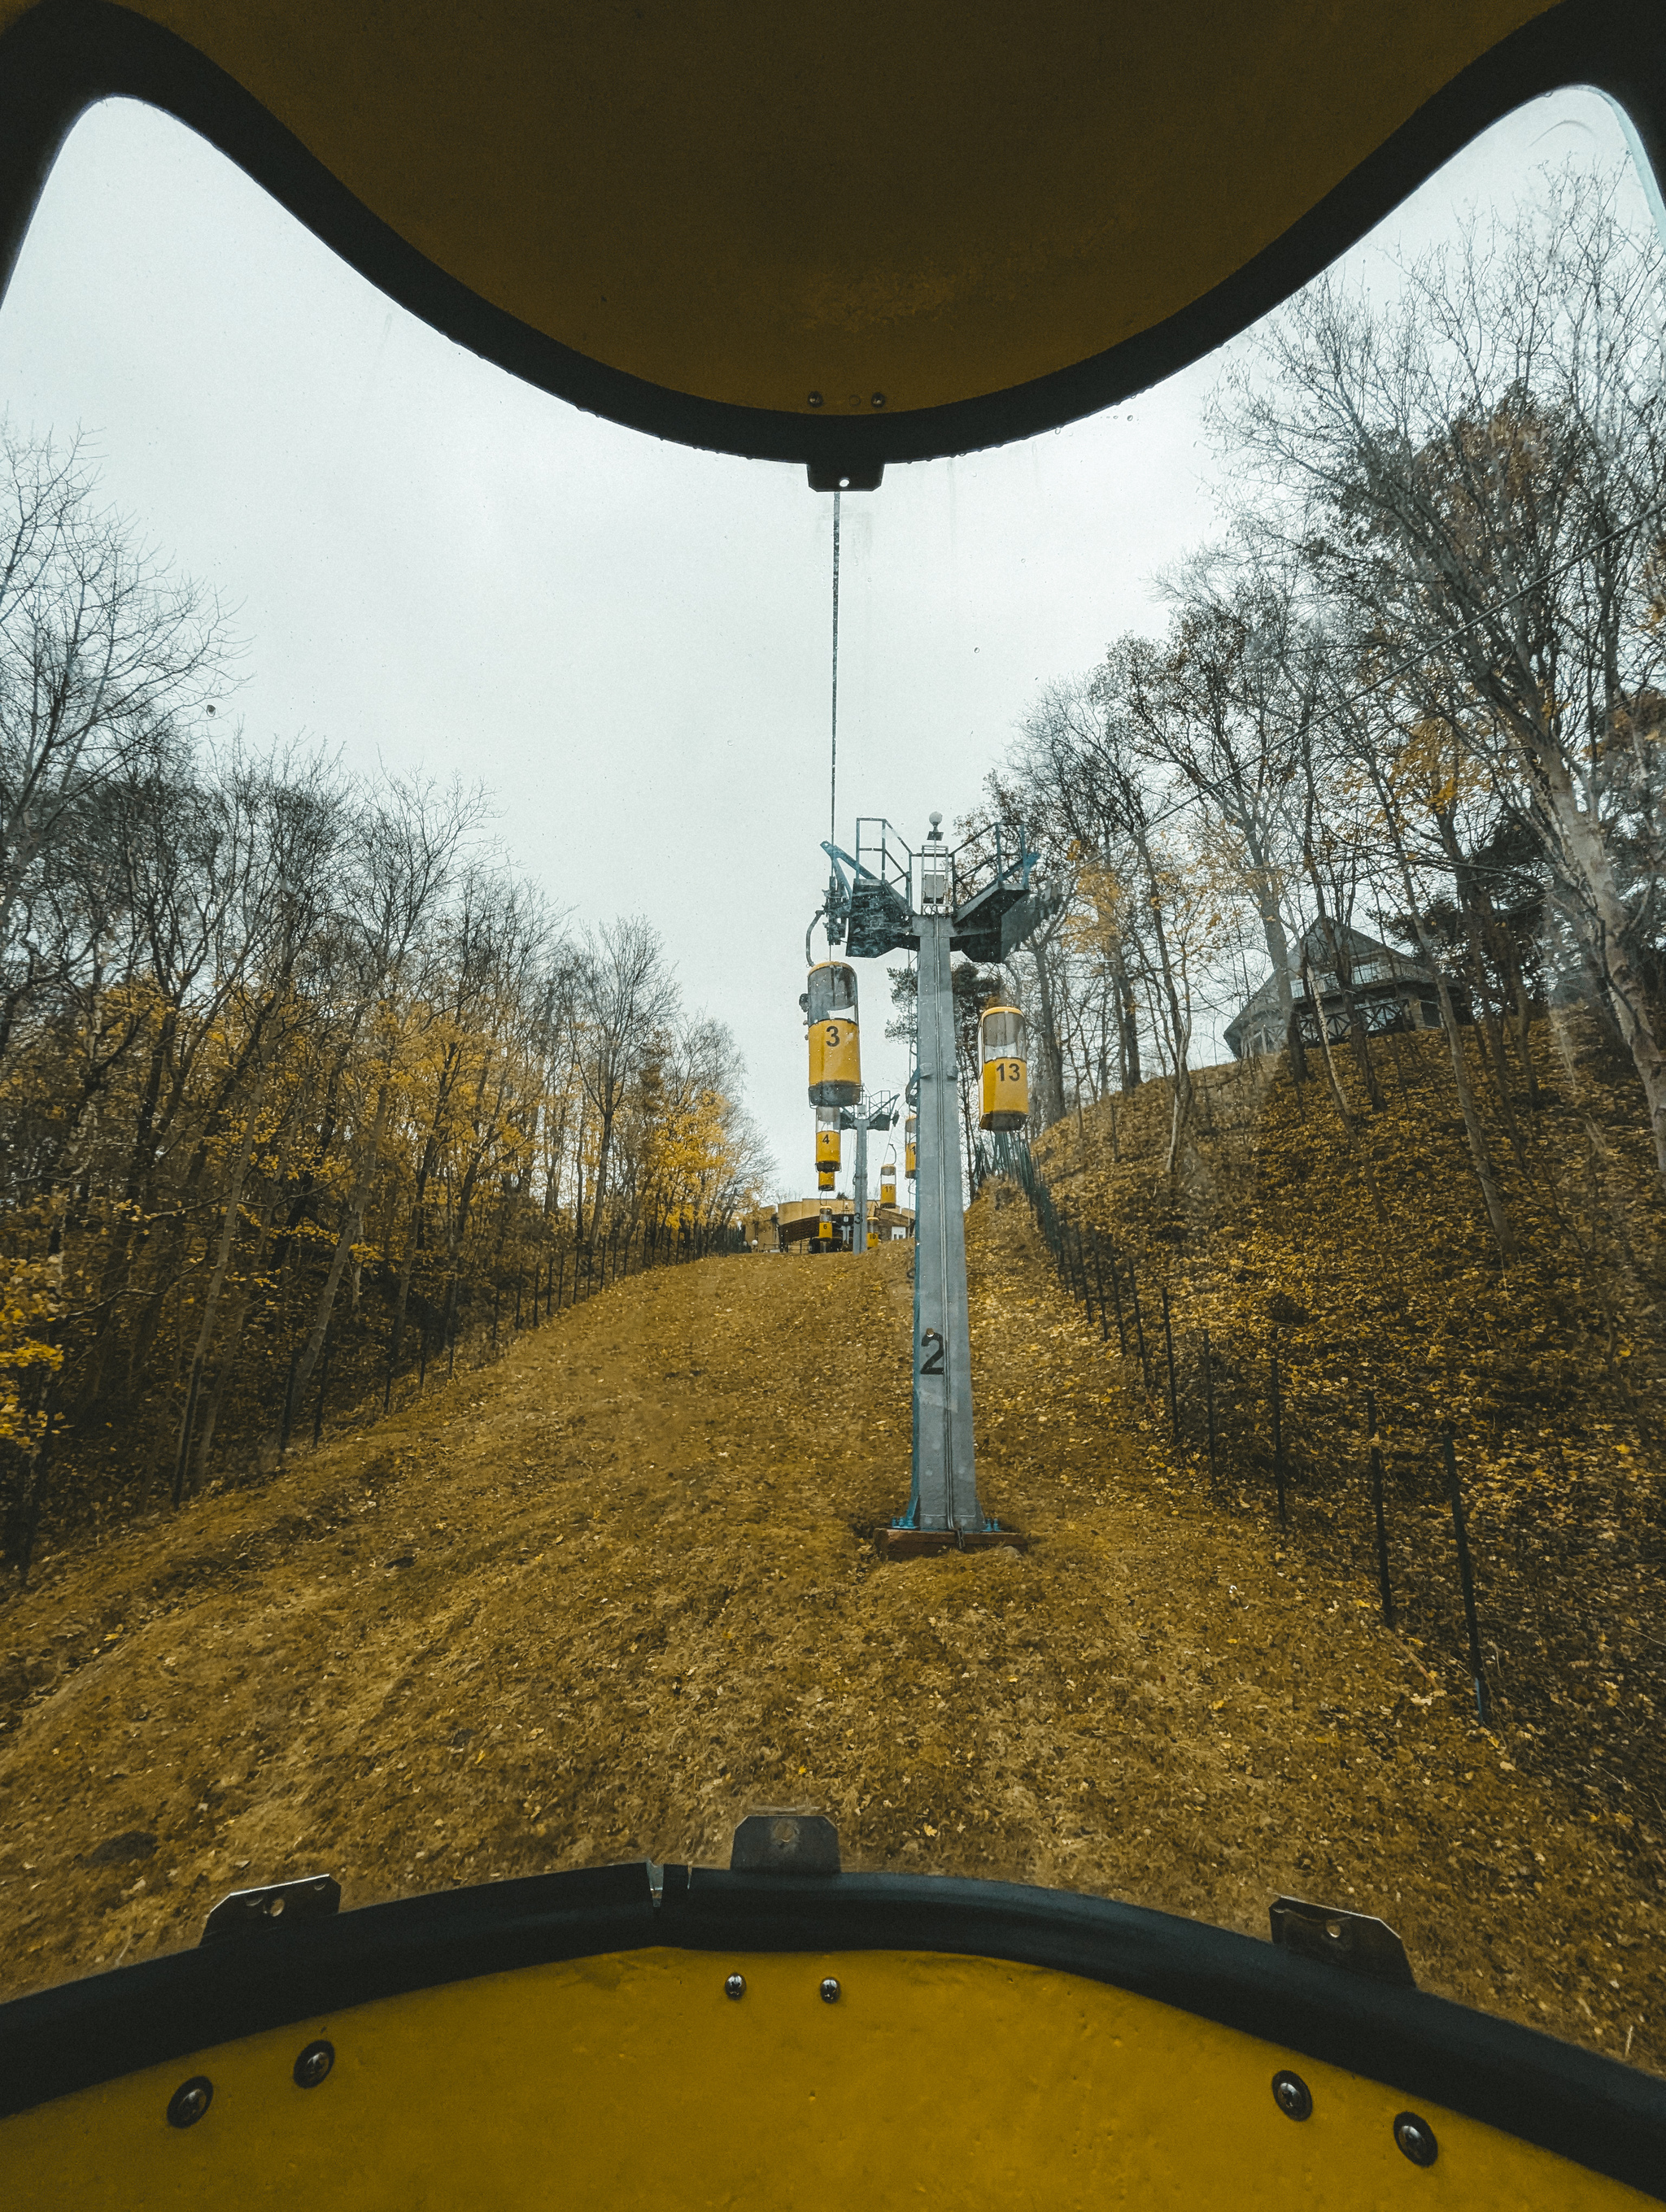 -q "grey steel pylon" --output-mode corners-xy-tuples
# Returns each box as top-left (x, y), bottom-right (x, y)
(813, 808), (1040, 1539)
(911, 908), (979, 1528)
